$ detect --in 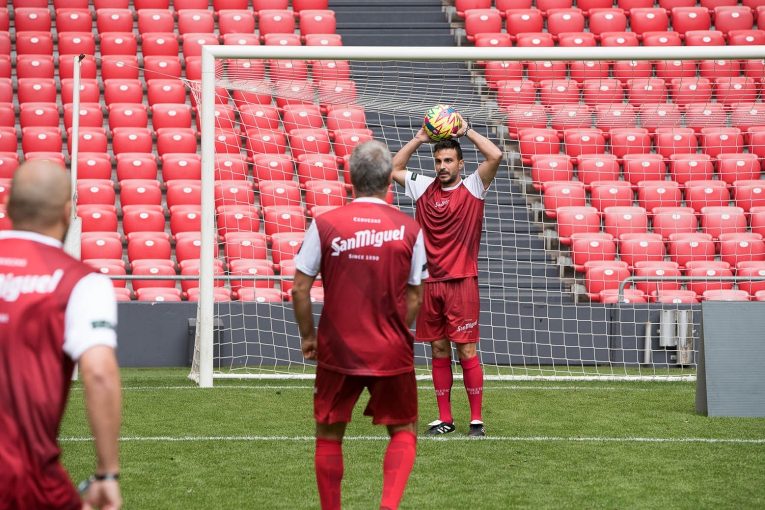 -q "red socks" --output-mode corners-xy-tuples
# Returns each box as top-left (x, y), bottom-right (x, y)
(431, 357), (454, 423)
(380, 431), (417, 510)
(460, 355), (484, 422)
(315, 438), (343, 510)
